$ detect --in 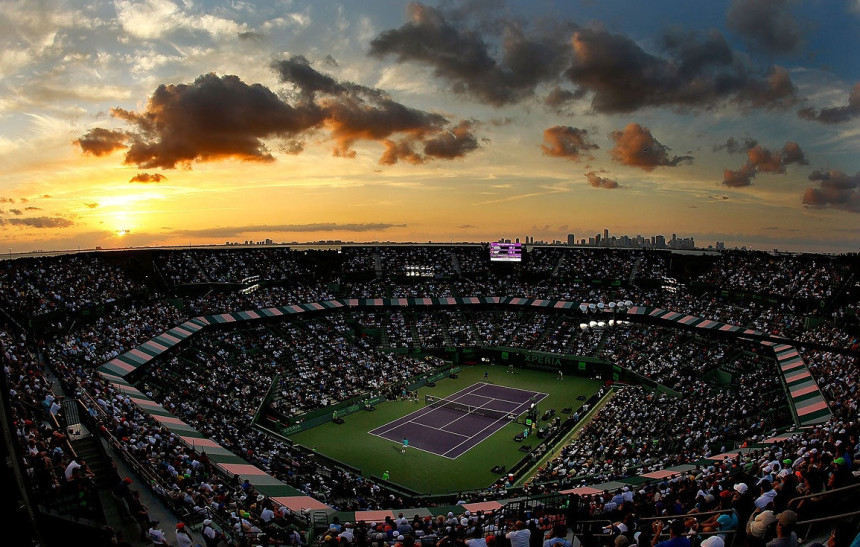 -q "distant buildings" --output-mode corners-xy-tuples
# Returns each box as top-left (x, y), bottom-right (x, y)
(507, 228), (712, 250)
